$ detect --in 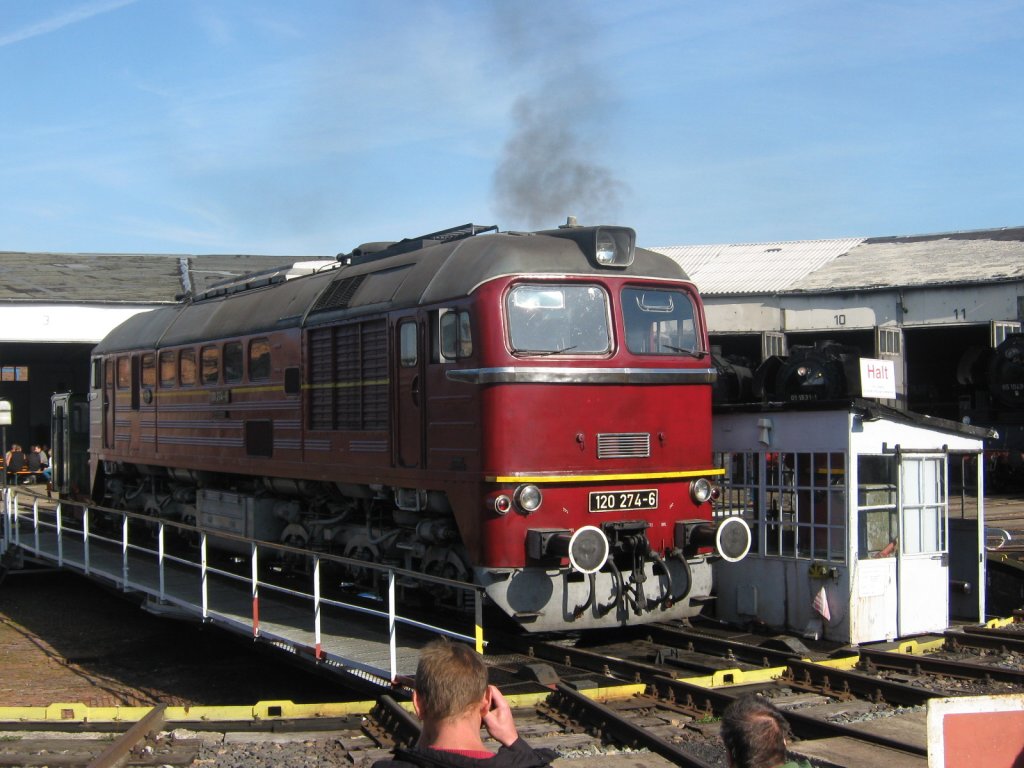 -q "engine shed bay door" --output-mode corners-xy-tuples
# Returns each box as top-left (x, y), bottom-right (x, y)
(896, 451), (949, 636)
